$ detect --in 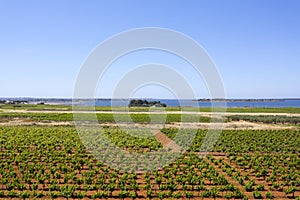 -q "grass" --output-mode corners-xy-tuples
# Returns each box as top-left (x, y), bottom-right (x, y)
(228, 115), (300, 124)
(1, 103), (300, 113)
(0, 104), (72, 111)
(0, 112), (221, 123)
(223, 107), (300, 113)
